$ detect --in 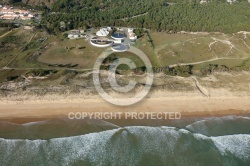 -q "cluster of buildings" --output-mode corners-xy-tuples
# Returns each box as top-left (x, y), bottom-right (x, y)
(67, 30), (86, 39)
(89, 27), (138, 52)
(68, 26), (138, 52)
(0, 5), (35, 20)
